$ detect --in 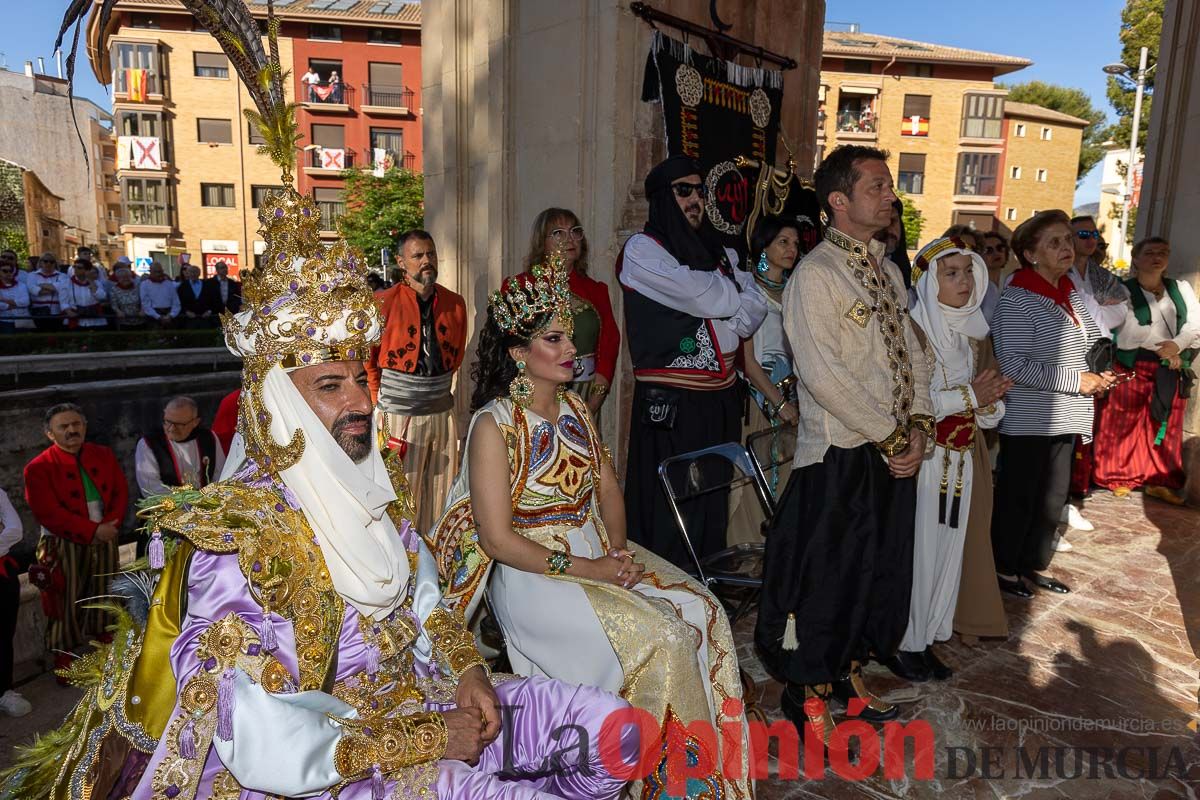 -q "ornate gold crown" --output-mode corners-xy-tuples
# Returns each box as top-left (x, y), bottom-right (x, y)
(222, 187), (383, 472)
(489, 249), (574, 339)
